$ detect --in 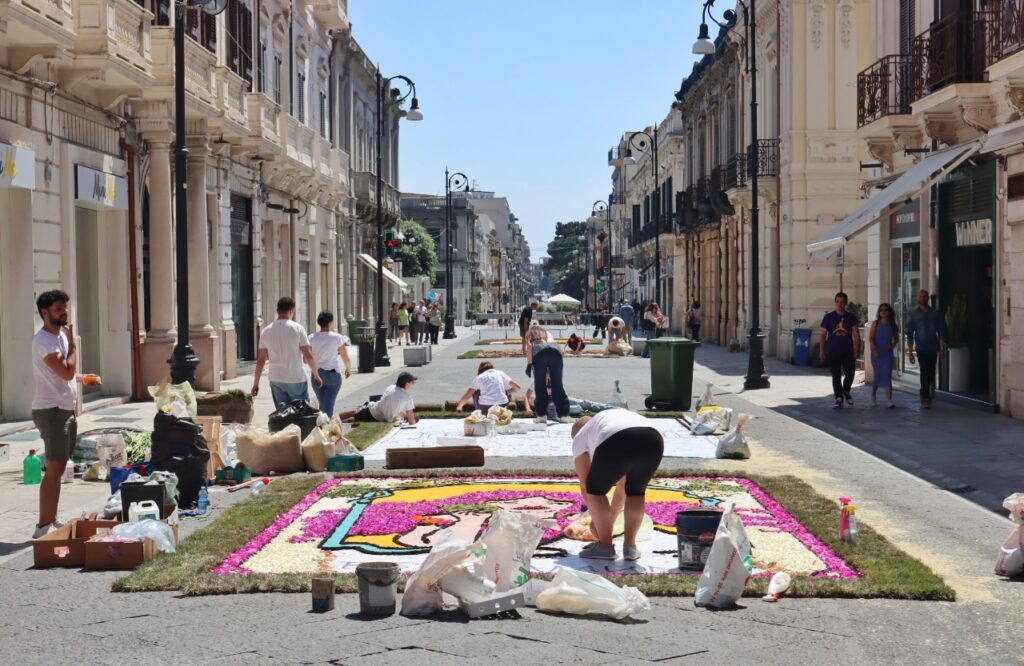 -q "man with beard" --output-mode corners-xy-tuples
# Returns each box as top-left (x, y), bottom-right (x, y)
(32, 290), (101, 538)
